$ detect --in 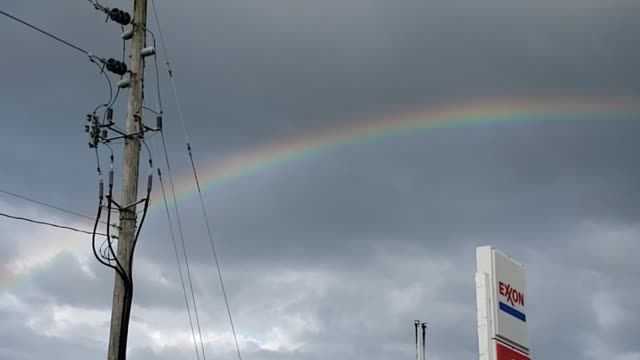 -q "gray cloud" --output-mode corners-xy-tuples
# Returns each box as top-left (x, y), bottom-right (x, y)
(1, 0), (639, 359)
